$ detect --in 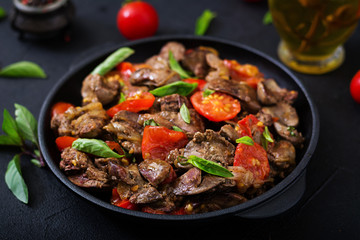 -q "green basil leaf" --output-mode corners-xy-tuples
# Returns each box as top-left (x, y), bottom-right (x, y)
(263, 11), (273, 25)
(203, 89), (215, 98)
(14, 104), (38, 146)
(236, 136), (254, 146)
(0, 7), (6, 19)
(0, 61), (46, 78)
(0, 135), (21, 146)
(30, 159), (41, 168)
(149, 81), (198, 97)
(172, 126), (183, 132)
(144, 119), (159, 127)
(187, 155), (233, 178)
(261, 135), (268, 151)
(34, 149), (41, 157)
(72, 138), (124, 158)
(118, 92), (126, 104)
(92, 47), (135, 76)
(195, 9), (216, 36)
(5, 154), (28, 204)
(263, 126), (274, 143)
(1, 109), (22, 146)
(168, 50), (192, 79)
(180, 103), (191, 124)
